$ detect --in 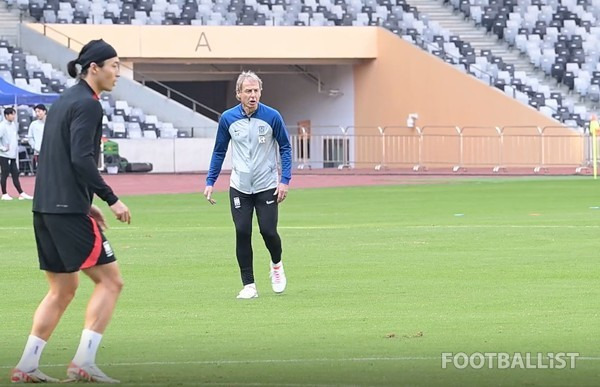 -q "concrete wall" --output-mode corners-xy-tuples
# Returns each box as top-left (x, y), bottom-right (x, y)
(263, 66), (355, 168)
(259, 66), (355, 131)
(113, 138), (232, 173)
